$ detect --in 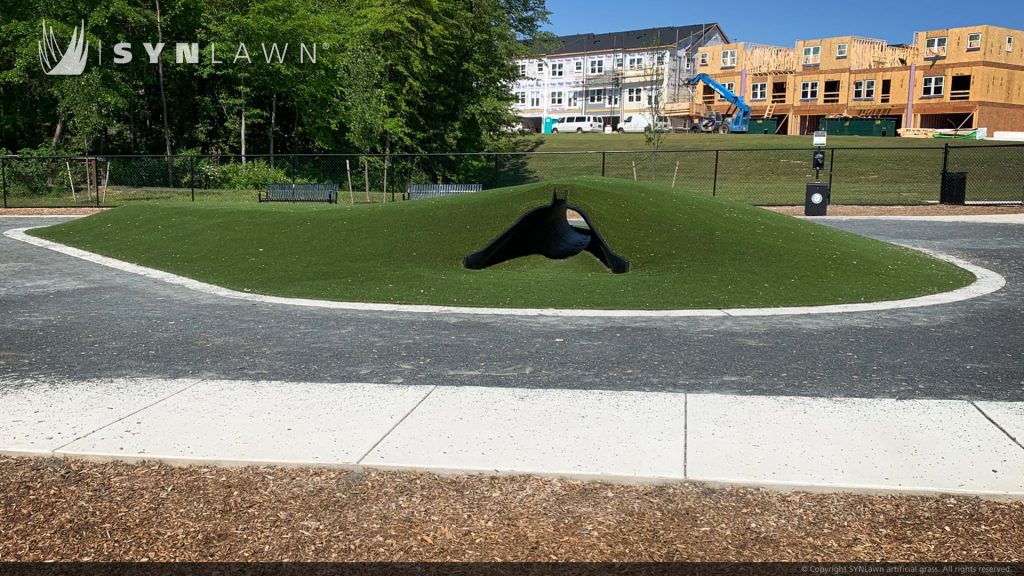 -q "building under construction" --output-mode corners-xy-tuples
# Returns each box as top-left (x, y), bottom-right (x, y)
(672, 24), (1024, 135)
(511, 24), (729, 131)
